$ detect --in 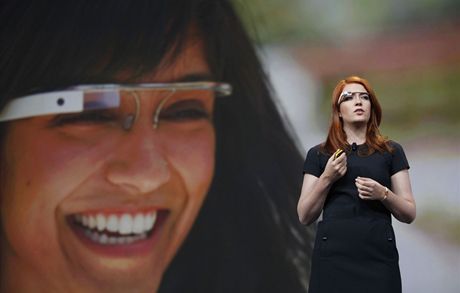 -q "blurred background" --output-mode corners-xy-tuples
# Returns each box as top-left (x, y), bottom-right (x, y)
(234, 0), (460, 292)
